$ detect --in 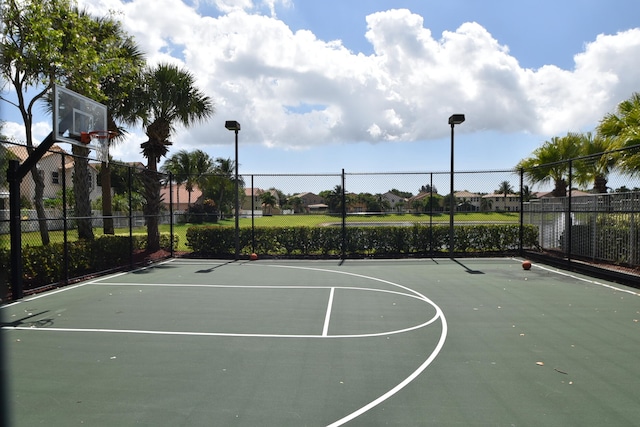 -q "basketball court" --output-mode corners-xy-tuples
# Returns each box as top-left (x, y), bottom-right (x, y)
(2, 258), (640, 426)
